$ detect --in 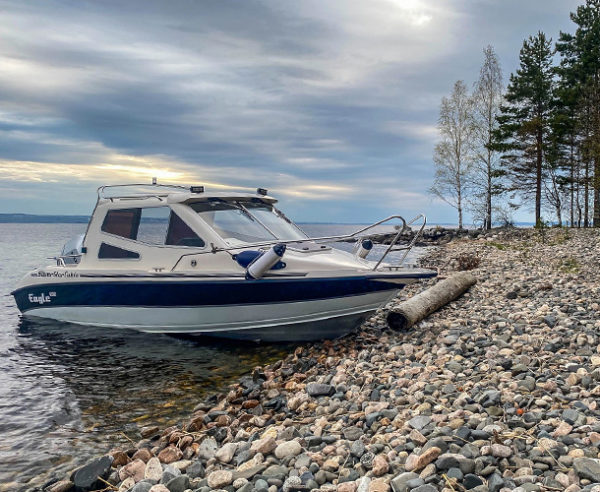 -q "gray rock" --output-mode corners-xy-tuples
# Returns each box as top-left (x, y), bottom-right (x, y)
(479, 390), (501, 407)
(294, 453), (311, 469)
(186, 461), (204, 479)
(131, 483), (152, 492)
(314, 470), (328, 485)
(422, 437), (449, 454)
(446, 361), (464, 373)
(411, 486), (437, 492)
(520, 484), (540, 492)
(343, 427), (363, 440)
(351, 440), (366, 458)
(71, 455), (113, 492)
(406, 477), (425, 489)
(442, 334), (459, 345)
(365, 411), (381, 427)
(357, 476), (371, 492)
(161, 466), (180, 484)
(446, 467), (463, 480)
(232, 464), (266, 480)
(255, 478), (269, 491)
(562, 409), (582, 425)
(435, 453), (475, 474)
(306, 383), (334, 397)
(574, 458), (600, 482)
(197, 437), (218, 460)
(390, 472), (419, 492)
(487, 473), (504, 492)
(165, 475), (190, 492)
(407, 415), (431, 430)
(263, 464), (289, 479)
(463, 474), (483, 489)
(238, 483), (253, 492)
